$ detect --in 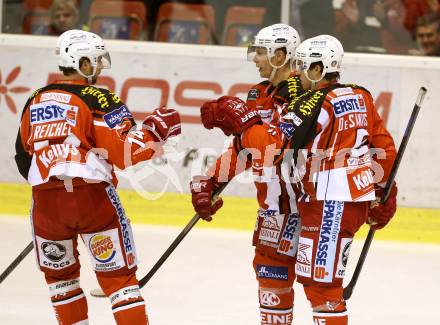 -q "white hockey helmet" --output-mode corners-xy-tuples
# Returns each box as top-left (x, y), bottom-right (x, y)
(247, 23), (300, 68)
(295, 34), (344, 82)
(56, 29), (111, 81)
